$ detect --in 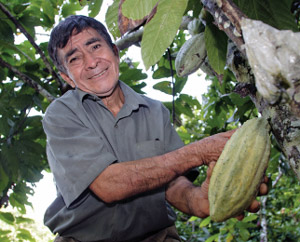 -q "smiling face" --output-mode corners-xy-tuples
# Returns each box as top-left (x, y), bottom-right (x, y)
(58, 28), (120, 97)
